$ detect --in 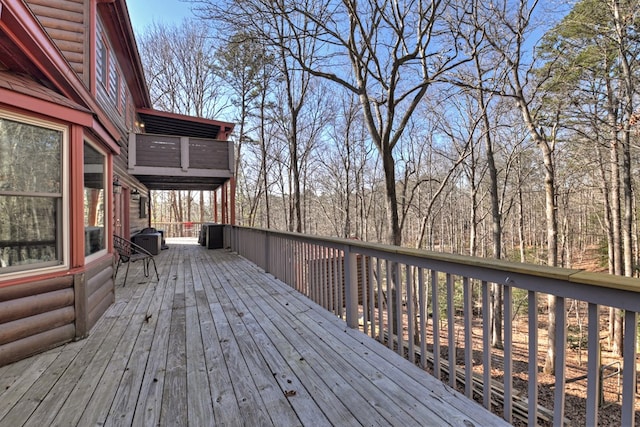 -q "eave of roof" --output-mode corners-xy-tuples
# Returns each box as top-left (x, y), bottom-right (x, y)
(97, 0), (151, 108)
(0, 70), (92, 125)
(137, 108), (235, 140)
(0, 1), (121, 152)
